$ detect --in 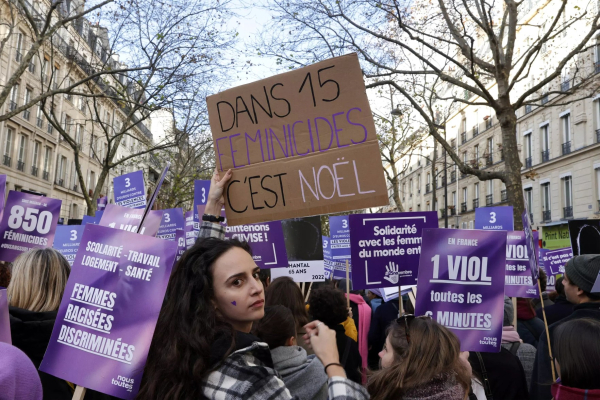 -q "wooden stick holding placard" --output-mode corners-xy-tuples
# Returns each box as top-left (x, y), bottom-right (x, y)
(72, 385), (86, 400)
(398, 286), (404, 317)
(512, 297), (518, 327)
(407, 288), (416, 310)
(537, 278), (556, 382)
(305, 282), (313, 303)
(345, 260), (350, 309)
